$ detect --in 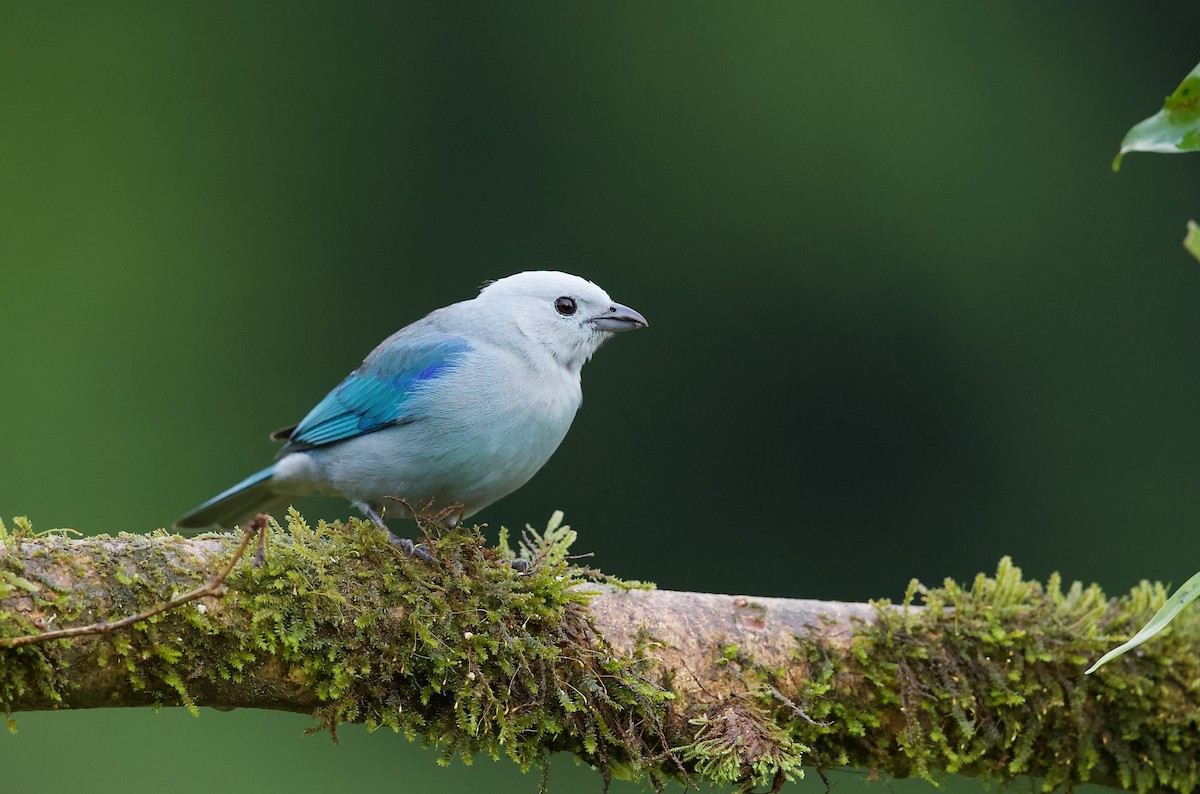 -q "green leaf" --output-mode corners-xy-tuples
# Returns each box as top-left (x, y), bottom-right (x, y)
(1113, 62), (1200, 172)
(1184, 221), (1200, 263)
(1086, 568), (1200, 674)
